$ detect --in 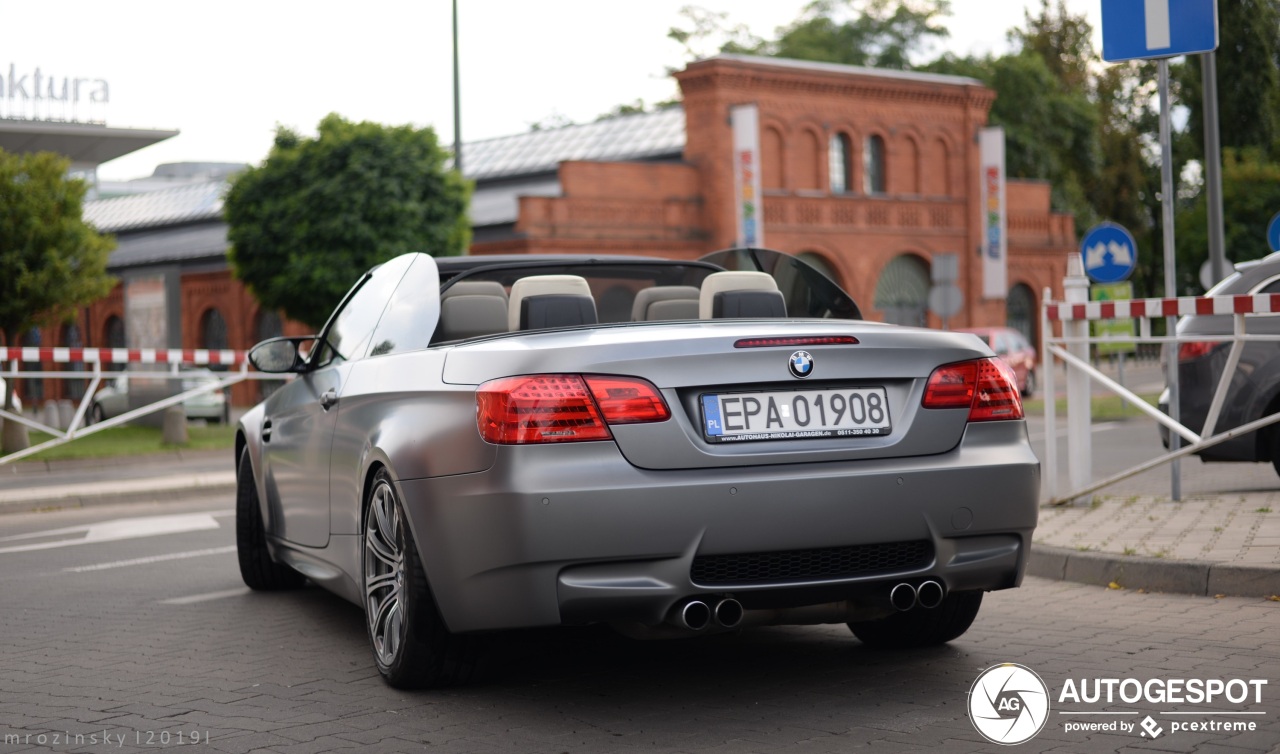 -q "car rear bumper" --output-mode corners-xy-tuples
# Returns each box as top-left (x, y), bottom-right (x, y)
(398, 420), (1039, 633)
